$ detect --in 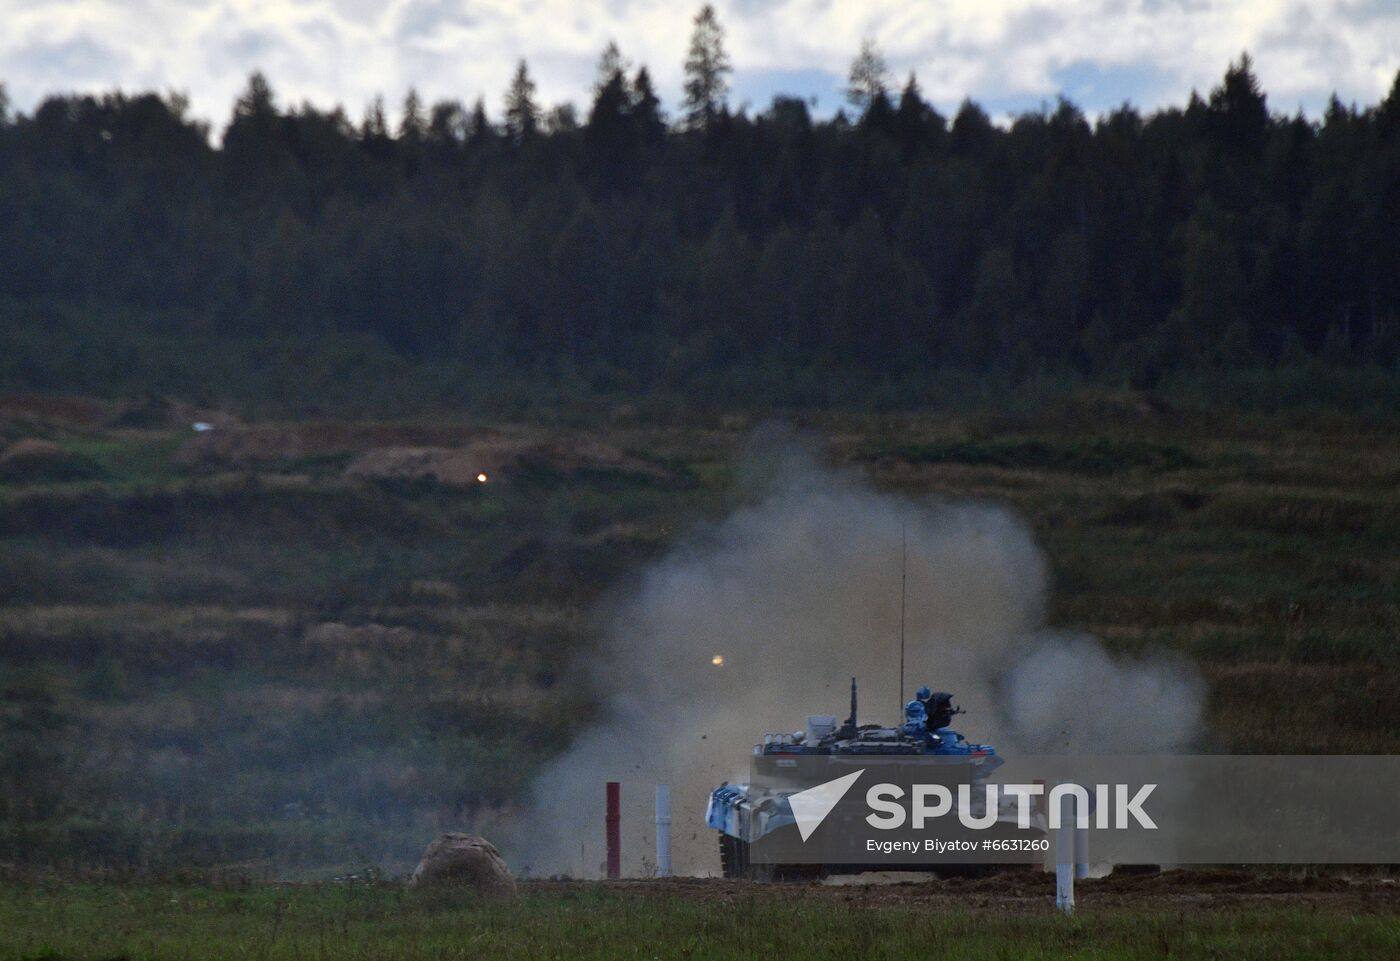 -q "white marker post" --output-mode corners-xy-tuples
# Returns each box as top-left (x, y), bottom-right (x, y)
(1055, 787), (1075, 914)
(655, 784), (672, 877)
(1075, 815), (1090, 881)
